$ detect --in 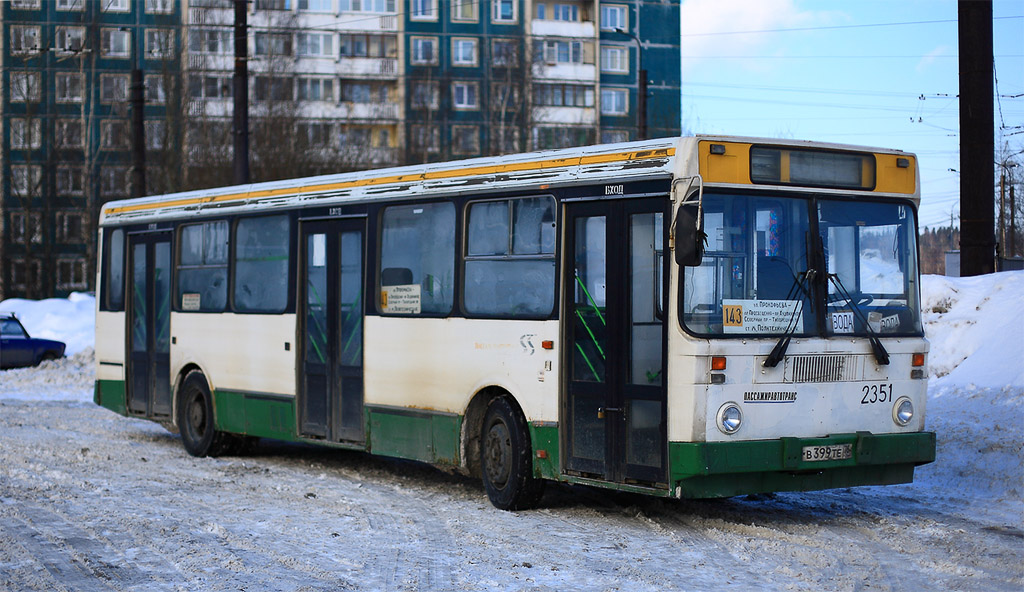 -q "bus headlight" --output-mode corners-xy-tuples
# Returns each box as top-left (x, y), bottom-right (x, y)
(716, 402), (743, 435)
(892, 397), (914, 426)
